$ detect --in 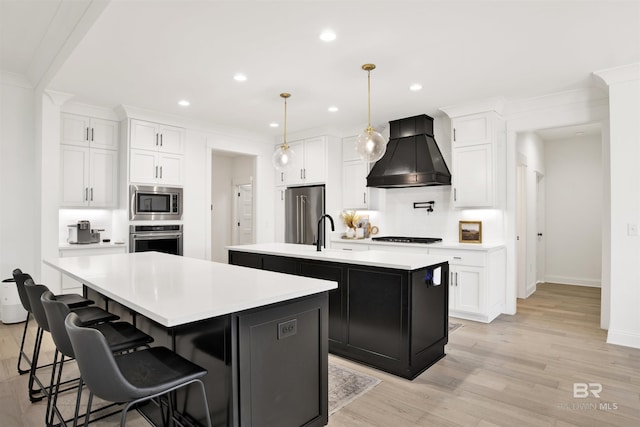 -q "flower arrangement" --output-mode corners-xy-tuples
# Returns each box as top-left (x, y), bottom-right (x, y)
(340, 210), (360, 230)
